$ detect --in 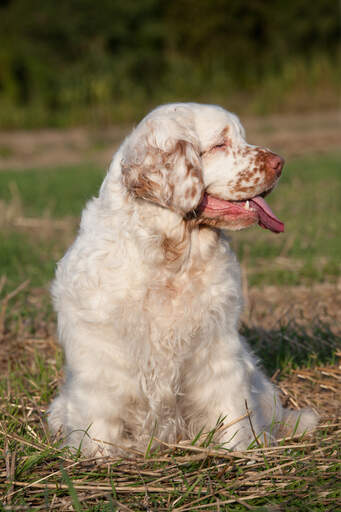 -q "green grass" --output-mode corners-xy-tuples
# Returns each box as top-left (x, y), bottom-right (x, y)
(0, 163), (104, 291)
(0, 231), (57, 289)
(0, 163), (104, 218)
